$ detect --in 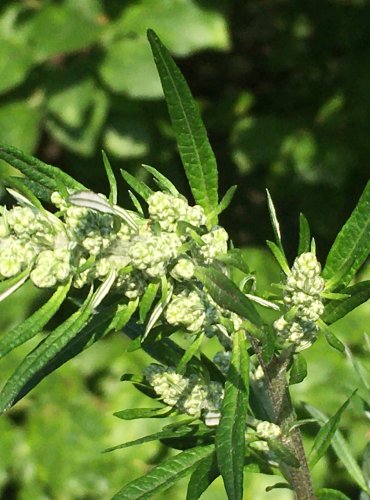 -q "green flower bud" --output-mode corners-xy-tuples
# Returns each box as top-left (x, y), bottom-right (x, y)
(256, 421), (281, 440)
